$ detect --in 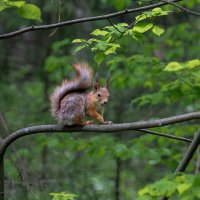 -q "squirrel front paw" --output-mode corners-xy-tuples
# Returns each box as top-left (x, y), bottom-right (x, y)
(97, 116), (104, 124)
